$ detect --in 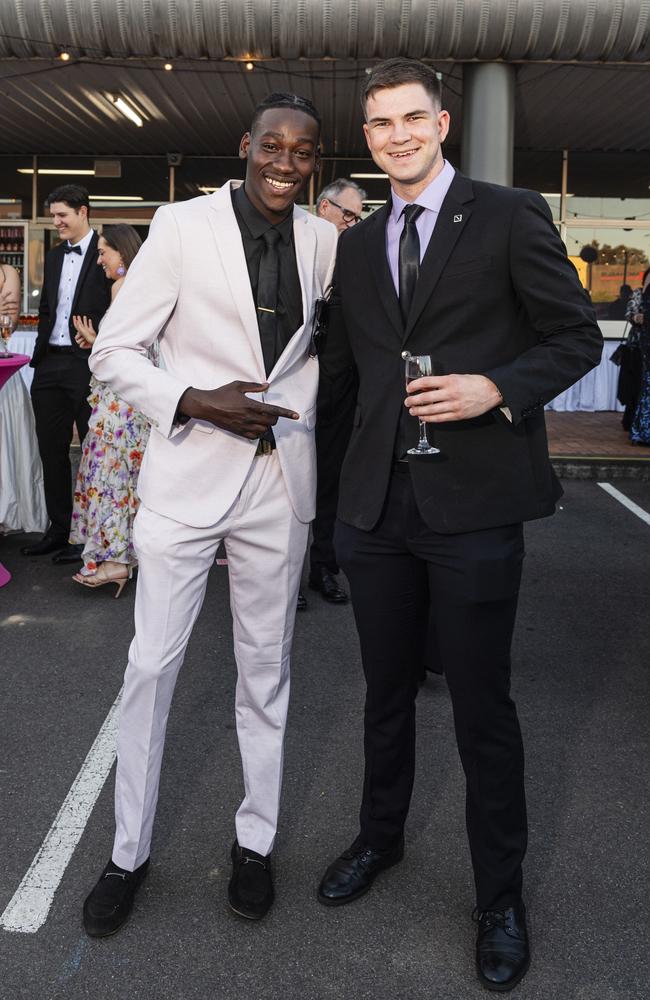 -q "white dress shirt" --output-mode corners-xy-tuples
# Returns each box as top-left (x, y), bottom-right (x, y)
(49, 228), (95, 346)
